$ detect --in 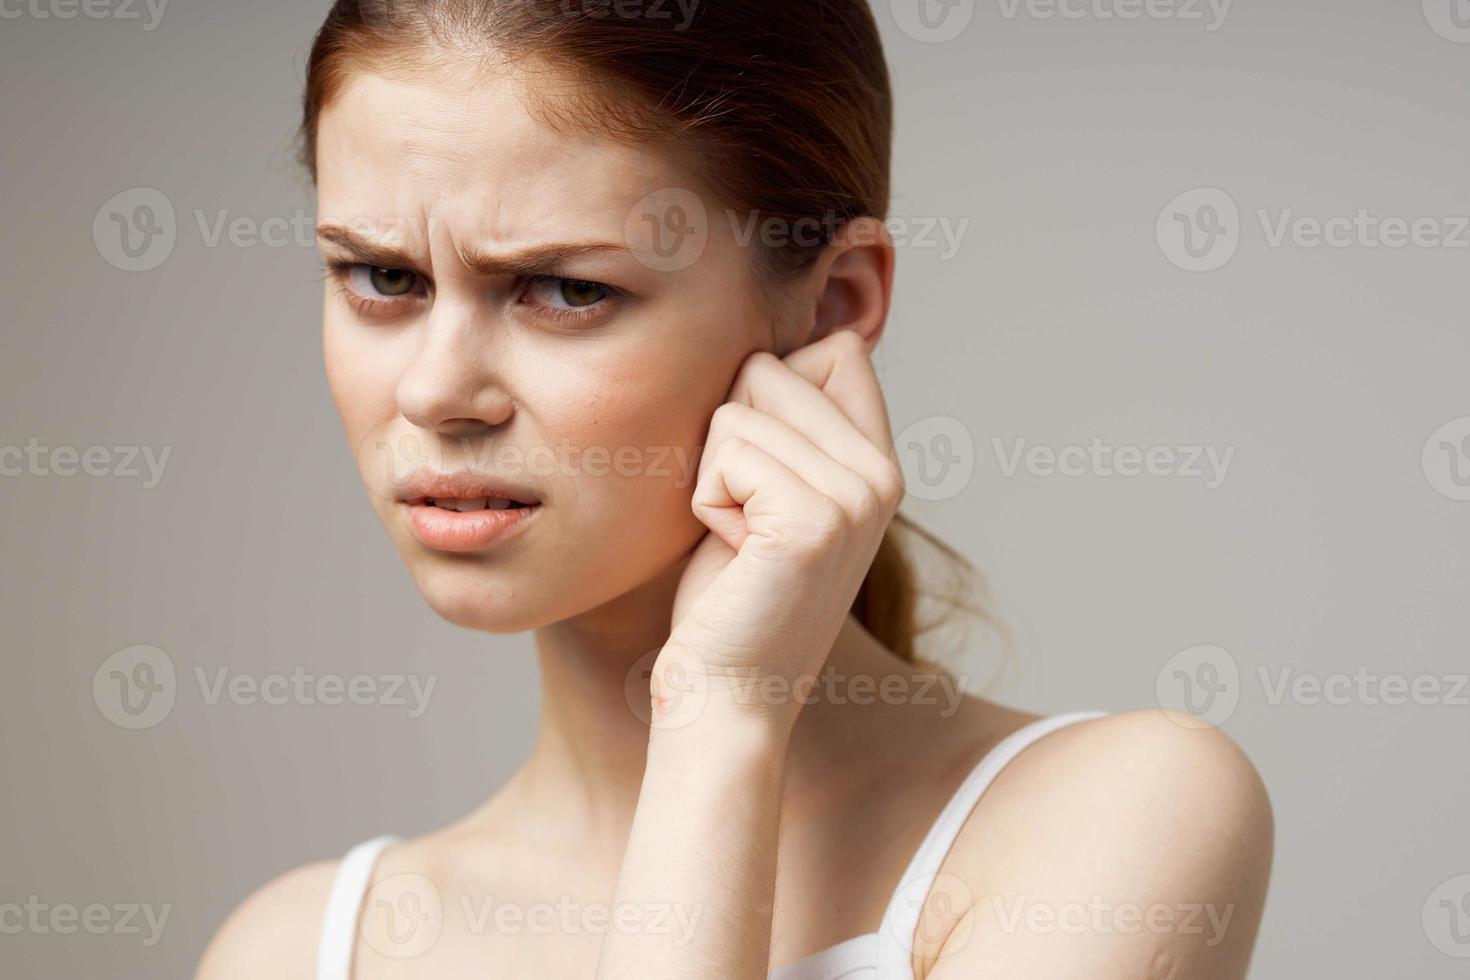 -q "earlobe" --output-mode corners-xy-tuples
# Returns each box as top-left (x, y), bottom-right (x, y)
(806, 216), (895, 351)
